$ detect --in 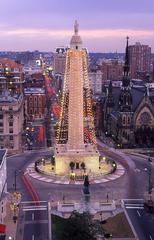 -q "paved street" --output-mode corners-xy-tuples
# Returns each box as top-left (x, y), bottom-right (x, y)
(7, 150), (54, 201)
(6, 147), (154, 202)
(25, 125), (46, 150)
(16, 201), (50, 240)
(6, 144), (154, 240)
(124, 199), (154, 240)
